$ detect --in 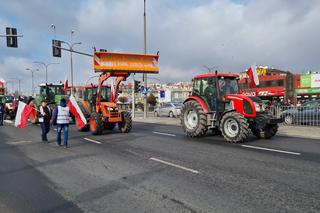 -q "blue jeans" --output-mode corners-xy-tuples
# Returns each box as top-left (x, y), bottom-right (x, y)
(57, 124), (69, 146)
(40, 122), (50, 141)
